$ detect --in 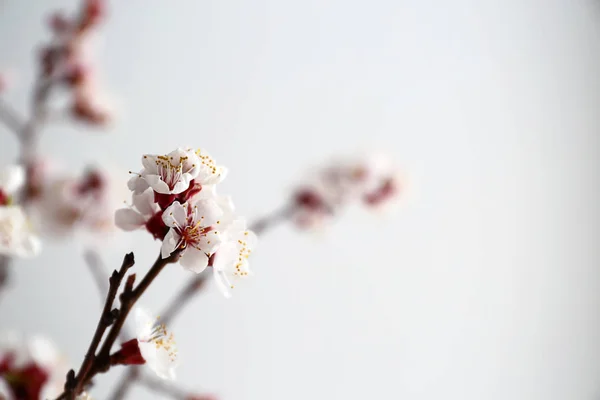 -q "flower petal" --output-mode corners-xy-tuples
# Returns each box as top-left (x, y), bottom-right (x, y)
(162, 201), (187, 228)
(114, 208), (146, 231)
(0, 165), (25, 194)
(213, 268), (232, 299)
(127, 172), (149, 194)
(132, 188), (159, 217)
(144, 175), (171, 194)
(161, 229), (181, 259)
(179, 248), (208, 273)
